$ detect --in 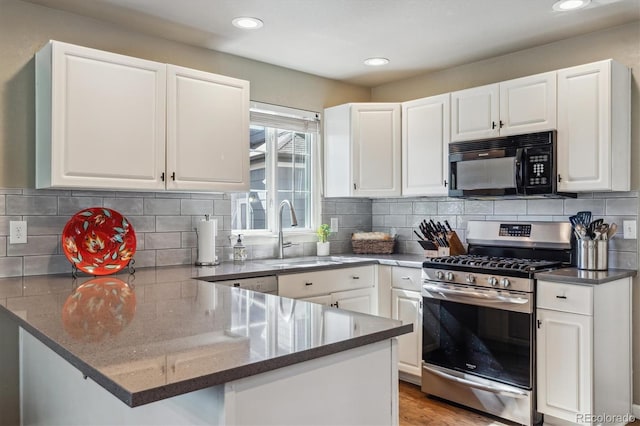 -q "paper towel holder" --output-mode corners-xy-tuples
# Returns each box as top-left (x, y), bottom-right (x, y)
(195, 214), (220, 266)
